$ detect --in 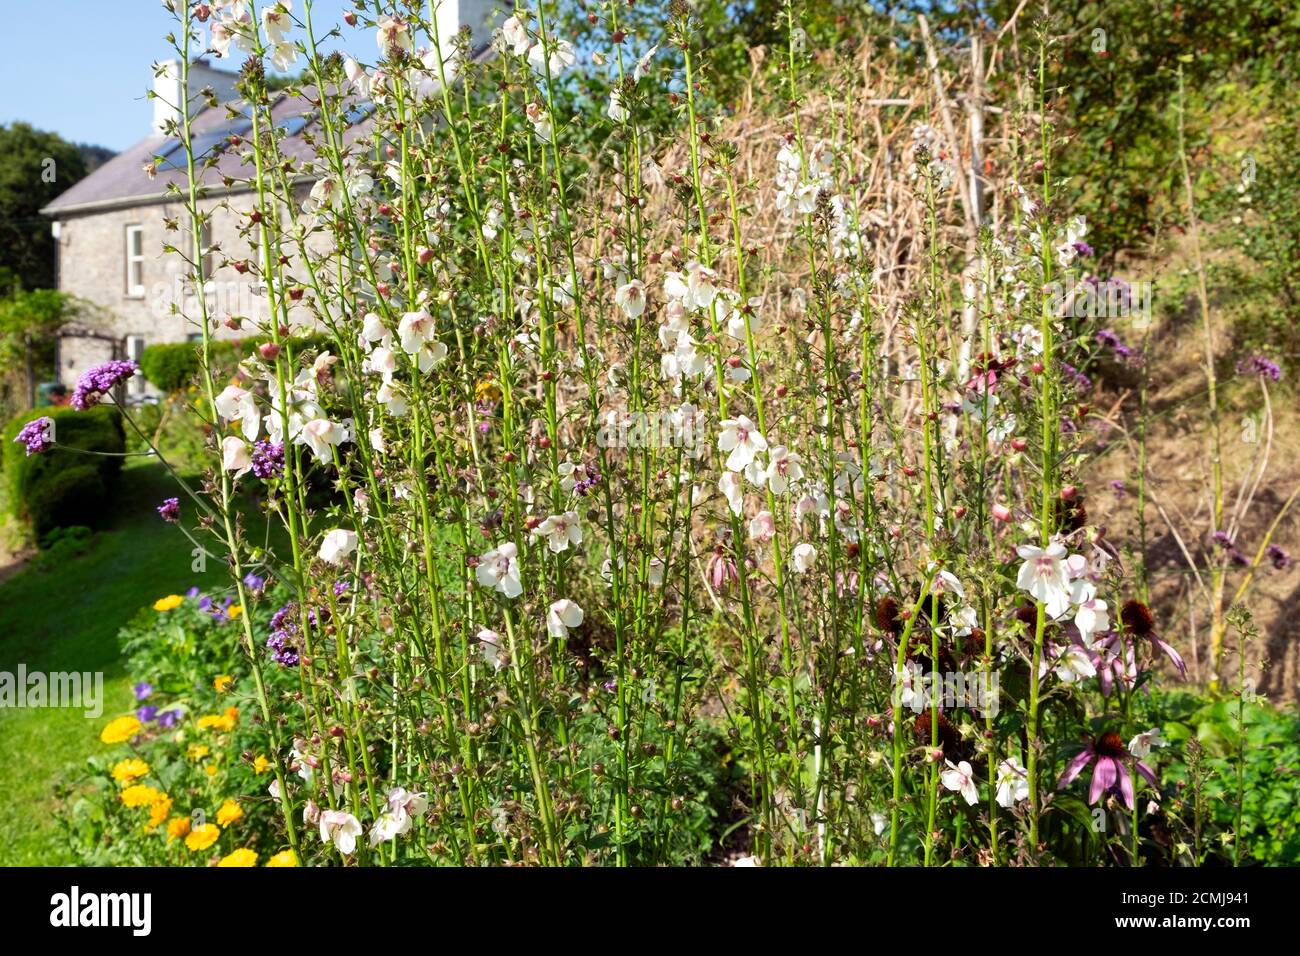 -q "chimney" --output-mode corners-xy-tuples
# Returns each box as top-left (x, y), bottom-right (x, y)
(152, 58), (242, 136)
(432, 0), (508, 57)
